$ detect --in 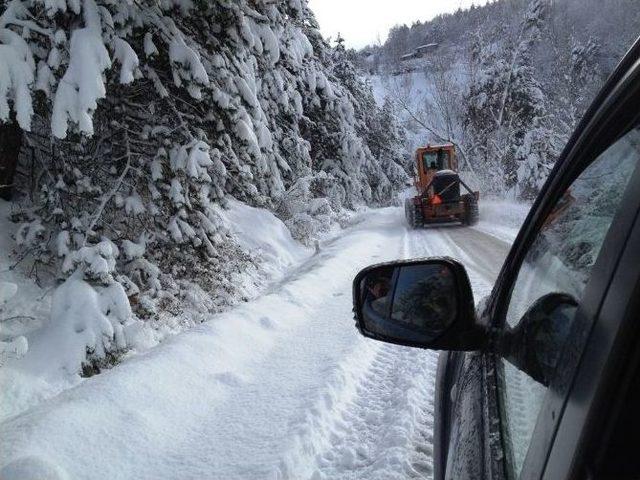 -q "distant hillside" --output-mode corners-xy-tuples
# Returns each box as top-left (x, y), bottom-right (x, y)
(360, 0), (640, 198)
(360, 0), (638, 76)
